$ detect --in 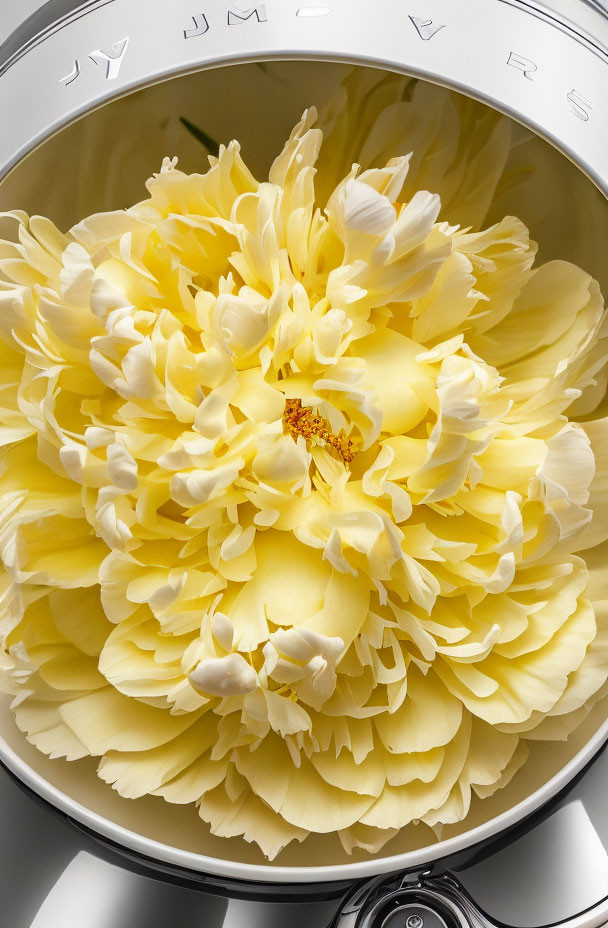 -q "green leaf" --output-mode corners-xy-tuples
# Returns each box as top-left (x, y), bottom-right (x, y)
(254, 61), (284, 84)
(179, 117), (220, 157)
